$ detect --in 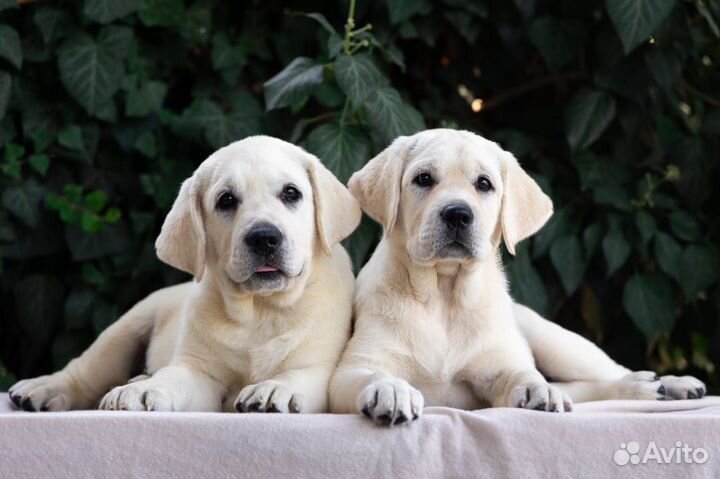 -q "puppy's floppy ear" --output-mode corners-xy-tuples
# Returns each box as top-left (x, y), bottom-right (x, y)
(304, 153), (362, 254)
(498, 149), (553, 255)
(155, 176), (207, 280)
(348, 136), (411, 233)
